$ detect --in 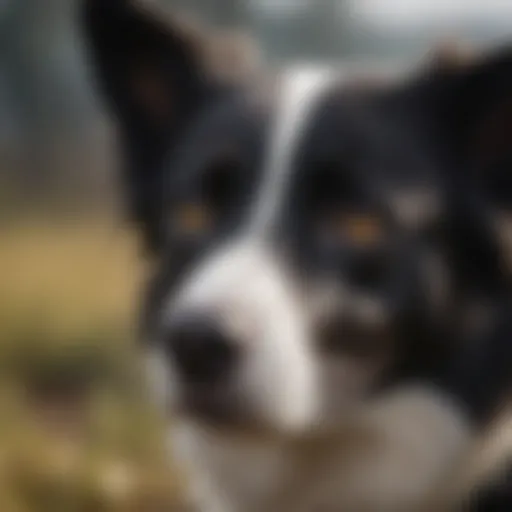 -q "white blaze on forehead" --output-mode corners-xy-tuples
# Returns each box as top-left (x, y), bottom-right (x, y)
(170, 67), (341, 324)
(170, 66), (341, 317)
(159, 67), (341, 432)
(249, 67), (339, 233)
